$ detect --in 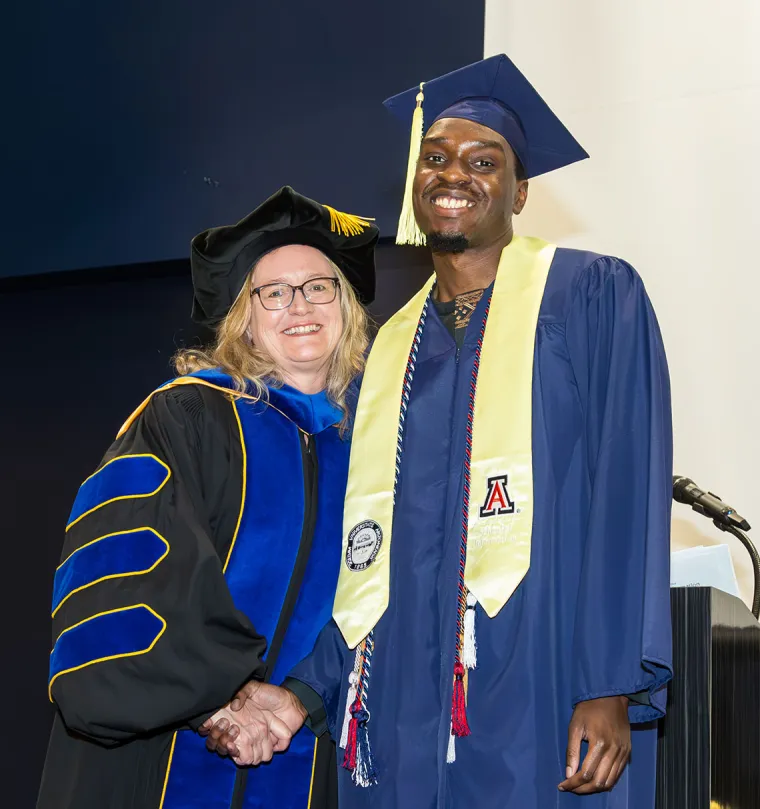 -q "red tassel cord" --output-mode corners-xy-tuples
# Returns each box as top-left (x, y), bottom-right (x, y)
(342, 697), (361, 771)
(448, 300), (490, 754)
(342, 697), (377, 786)
(451, 662), (471, 737)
